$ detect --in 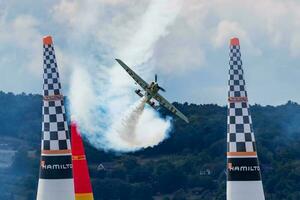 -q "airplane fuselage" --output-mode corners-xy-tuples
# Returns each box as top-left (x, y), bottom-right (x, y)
(145, 82), (159, 100)
(134, 82), (159, 108)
